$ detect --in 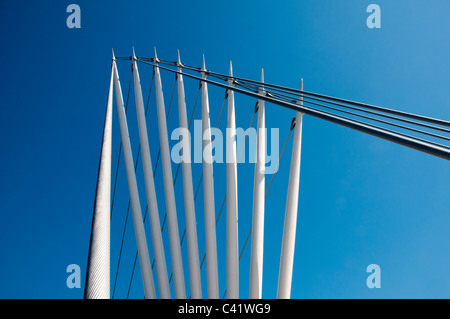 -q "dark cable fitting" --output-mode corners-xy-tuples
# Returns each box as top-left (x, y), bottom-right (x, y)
(290, 117), (296, 130)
